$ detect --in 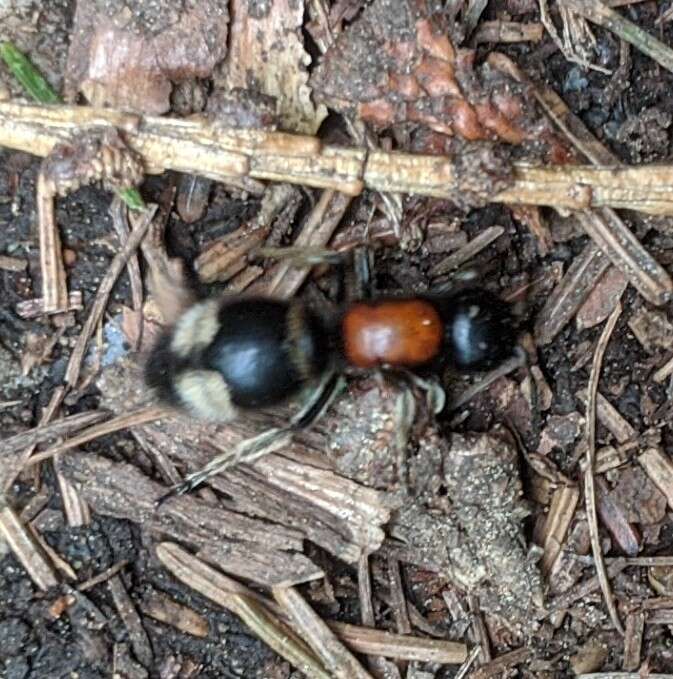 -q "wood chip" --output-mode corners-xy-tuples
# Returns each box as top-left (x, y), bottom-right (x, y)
(653, 354), (673, 383)
(470, 647), (530, 679)
(328, 623), (467, 665)
(648, 609), (673, 625)
(547, 558), (628, 613)
(261, 189), (353, 299)
(108, 574), (153, 668)
(595, 477), (640, 557)
(387, 556), (412, 635)
(536, 243), (610, 345)
(0, 505), (58, 591)
(638, 448), (673, 510)
(429, 225), (505, 277)
(579, 444), (632, 475)
(37, 171), (69, 313)
(540, 484), (580, 575)
(622, 610), (644, 671)
(15, 291), (83, 319)
(0, 254), (27, 271)
(468, 596), (491, 663)
(576, 389), (635, 444)
(61, 452), (323, 587)
(622, 556), (673, 567)
(273, 586), (374, 679)
(139, 590), (209, 638)
(570, 637), (609, 675)
(627, 305), (673, 353)
(196, 224), (270, 284)
(577, 266), (628, 331)
(358, 554), (375, 627)
(473, 20), (544, 44)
